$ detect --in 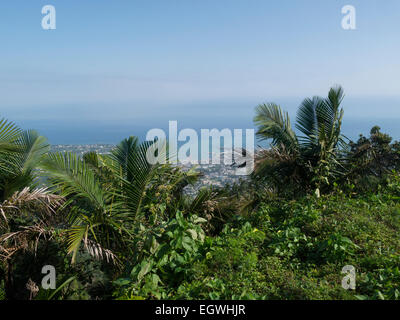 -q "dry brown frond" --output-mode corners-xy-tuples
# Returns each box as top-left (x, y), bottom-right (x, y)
(26, 278), (39, 300)
(0, 223), (55, 261)
(254, 145), (295, 169)
(7, 187), (64, 214)
(0, 187), (65, 228)
(83, 238), (119, 265)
